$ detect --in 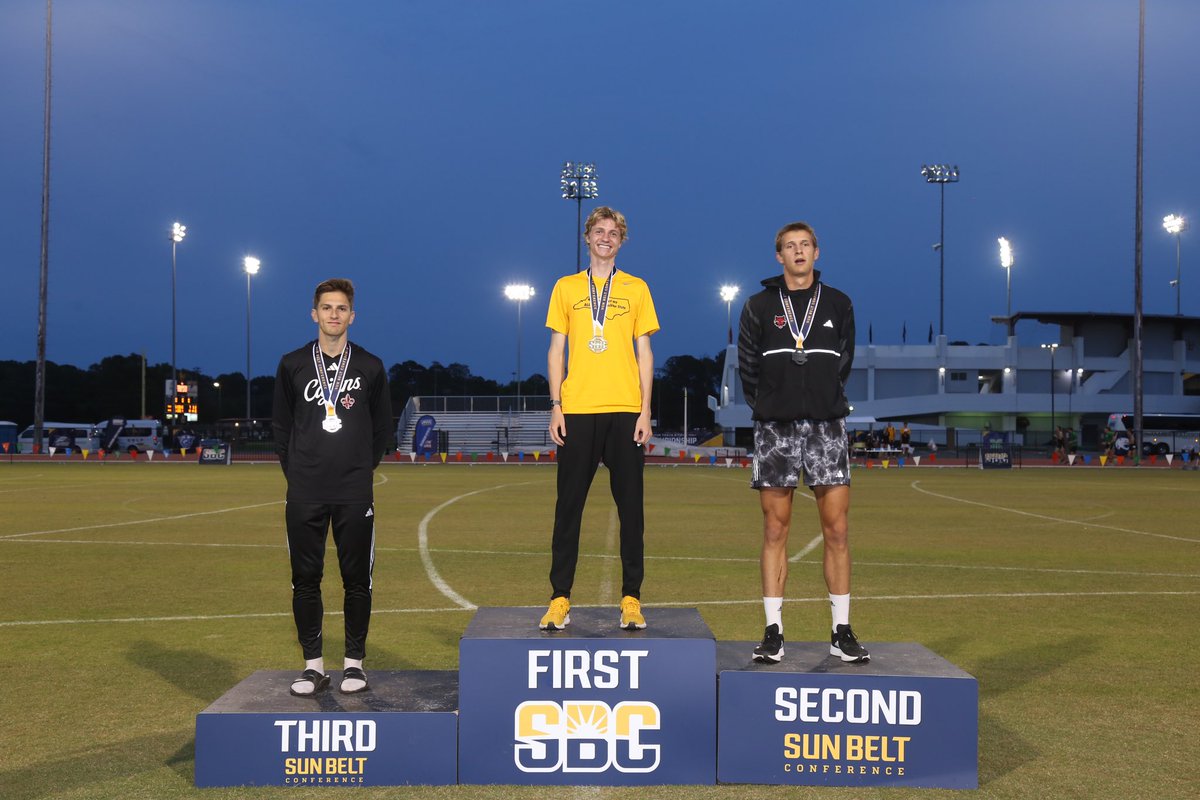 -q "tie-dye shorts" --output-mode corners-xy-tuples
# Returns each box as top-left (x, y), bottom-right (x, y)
(751, 418), (850, 489)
